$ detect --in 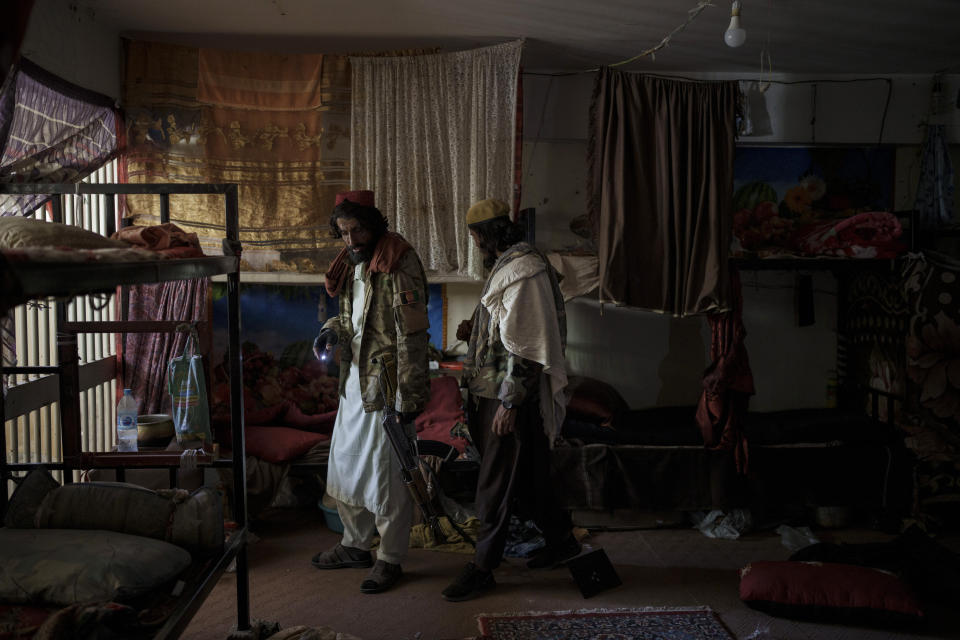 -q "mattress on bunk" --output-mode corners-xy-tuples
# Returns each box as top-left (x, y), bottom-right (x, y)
(0, 216), (203, 259)
(3, 468), (225, 551)
(0, 469), (229, 633)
